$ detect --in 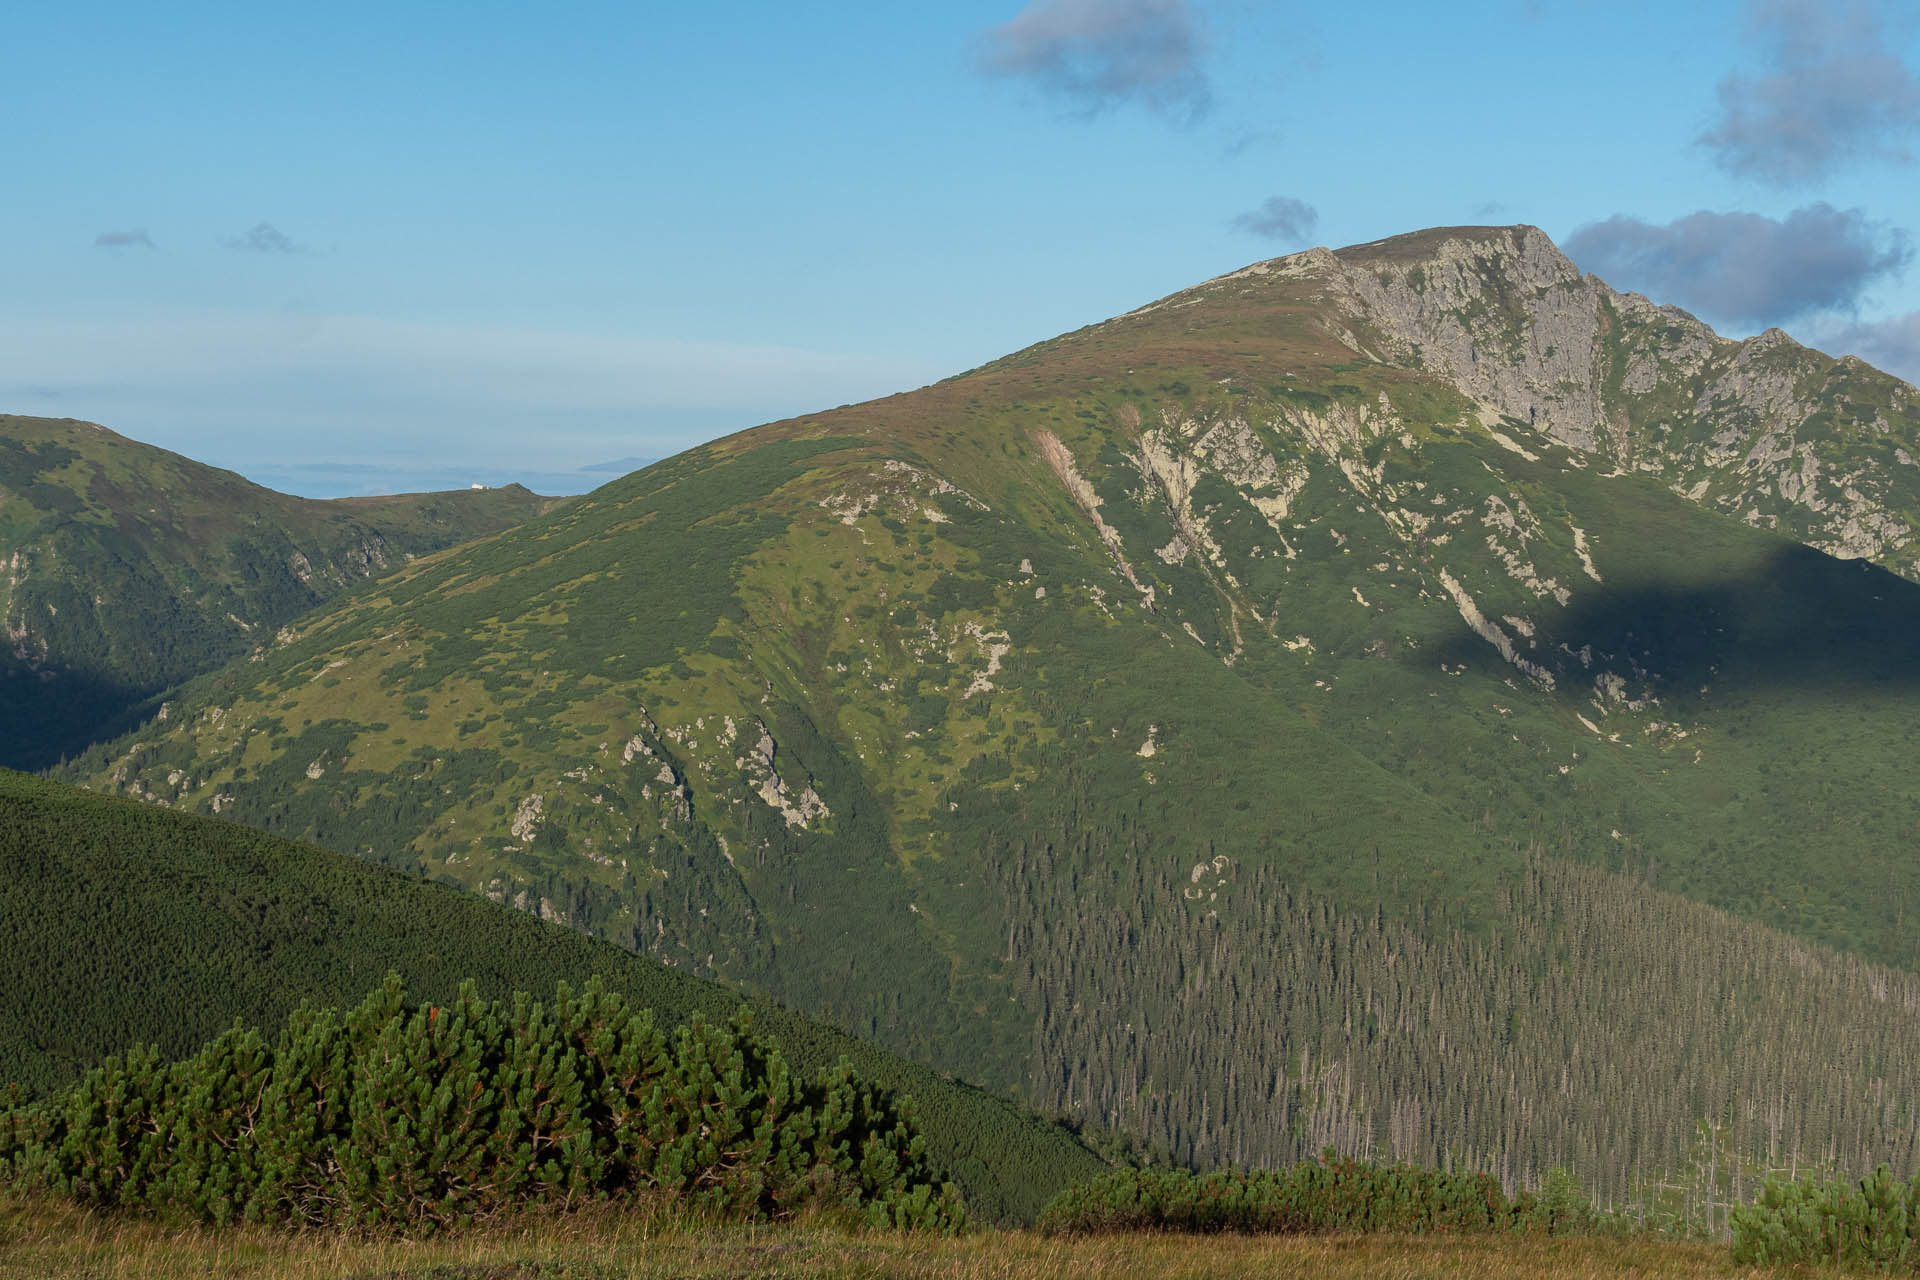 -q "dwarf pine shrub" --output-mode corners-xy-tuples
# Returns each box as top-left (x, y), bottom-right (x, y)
(0, 974), (963, 1233)
(1731, 1165), (1920, 1270)
(1034, 1152), (1572, 1236)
